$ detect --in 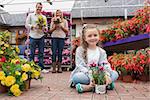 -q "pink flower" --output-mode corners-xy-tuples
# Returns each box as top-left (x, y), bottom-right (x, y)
(99, 66), (104, 71)
(89, 62), (97, 67)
